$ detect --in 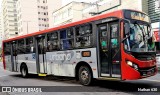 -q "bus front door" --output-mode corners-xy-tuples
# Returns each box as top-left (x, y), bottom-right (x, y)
(98, 22), (121, 78)
(36, 36), (47, 74)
